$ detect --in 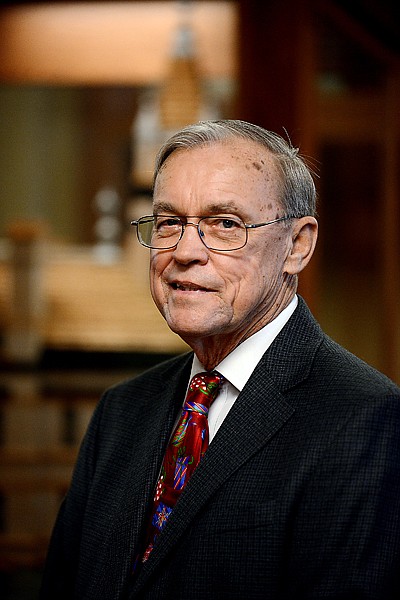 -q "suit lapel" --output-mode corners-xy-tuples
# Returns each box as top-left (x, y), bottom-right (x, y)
(117, 361), (190, 534)
(92, 355), (193, 597)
